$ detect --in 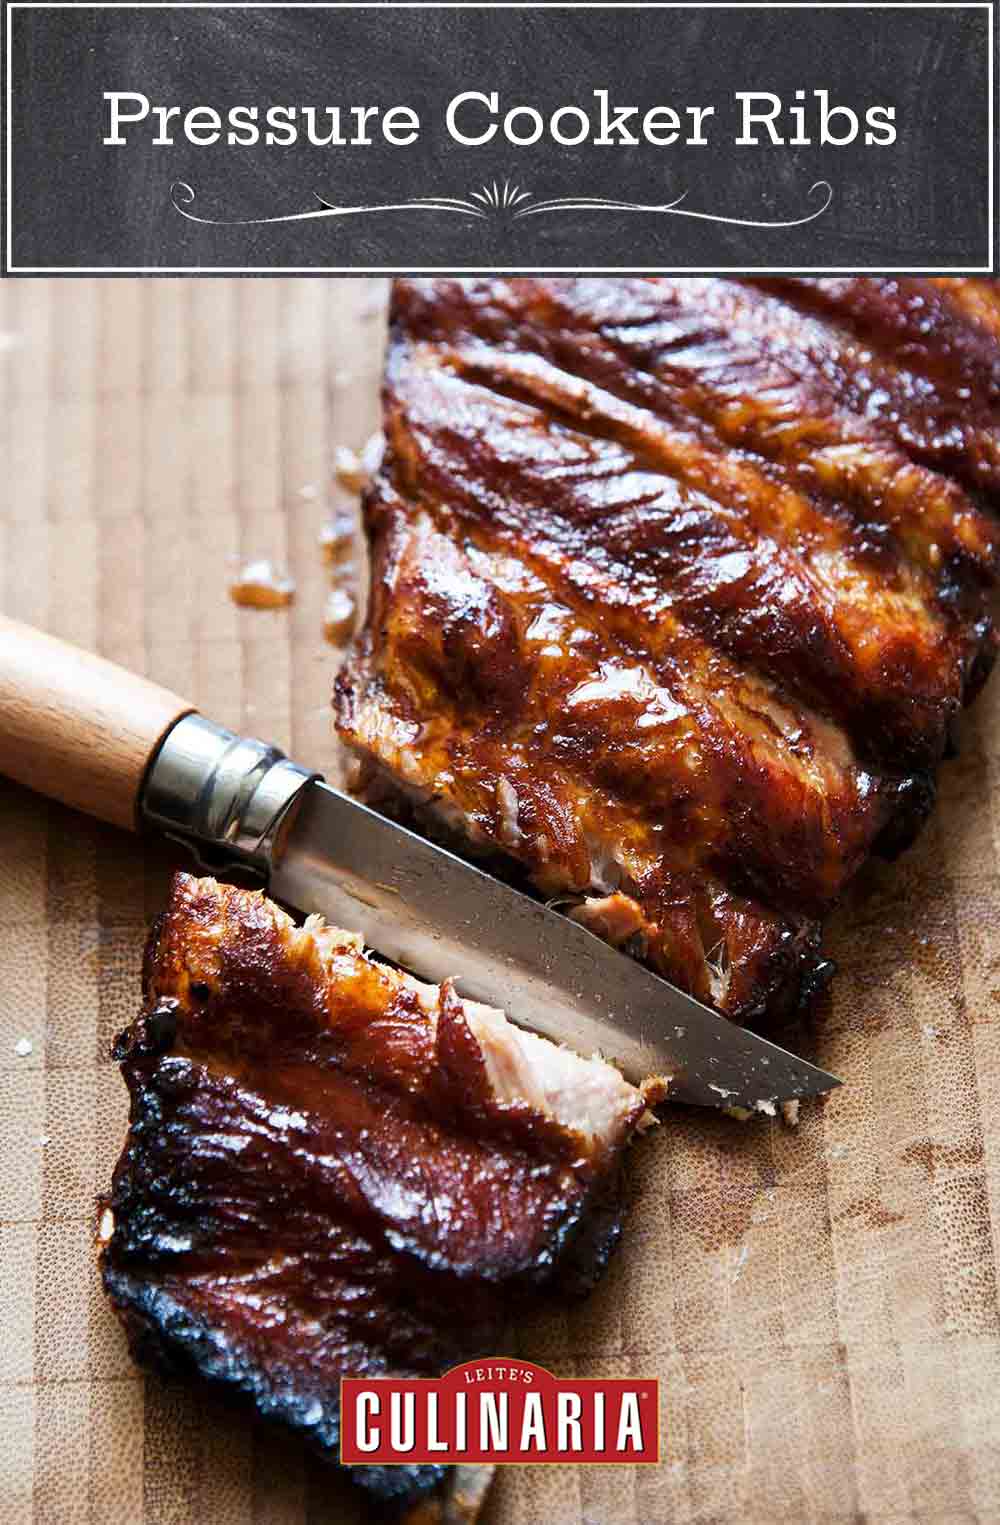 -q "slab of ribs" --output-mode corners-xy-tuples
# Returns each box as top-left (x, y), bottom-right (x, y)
(337, 277), (1000, 1023)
